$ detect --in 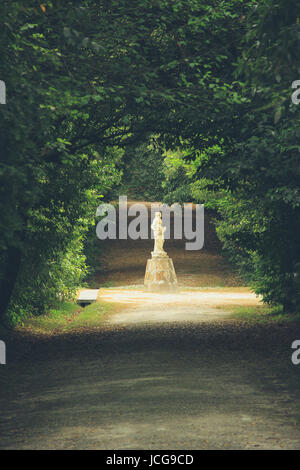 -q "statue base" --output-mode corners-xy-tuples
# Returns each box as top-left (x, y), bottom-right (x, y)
(144, 254), (178, 292)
